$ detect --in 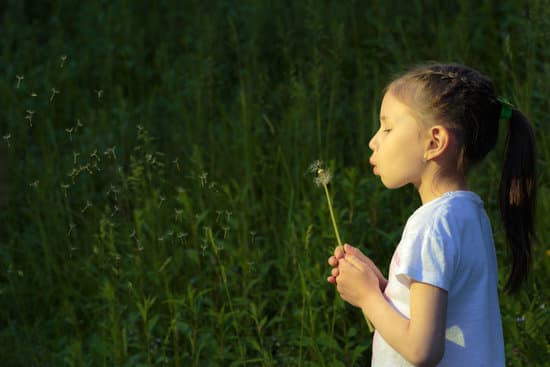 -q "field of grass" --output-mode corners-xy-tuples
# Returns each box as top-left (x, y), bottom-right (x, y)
(1, 1), (549, 366)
